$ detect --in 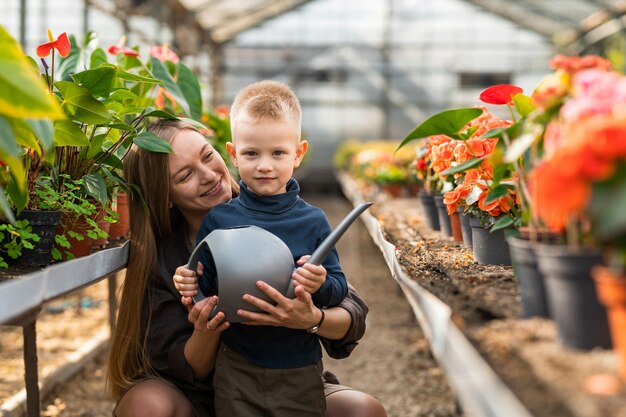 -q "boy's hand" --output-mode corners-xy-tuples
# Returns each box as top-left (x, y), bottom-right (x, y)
(173, 262), (203, 306)
(292, 255), (326, 294)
